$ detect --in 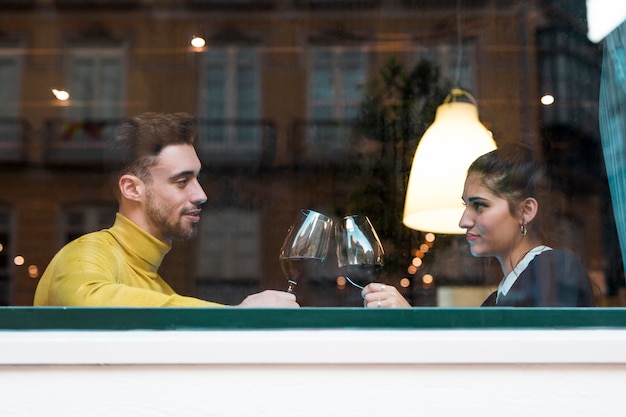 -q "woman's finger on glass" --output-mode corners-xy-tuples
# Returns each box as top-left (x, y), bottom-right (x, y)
(362, 283), (411, 308)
